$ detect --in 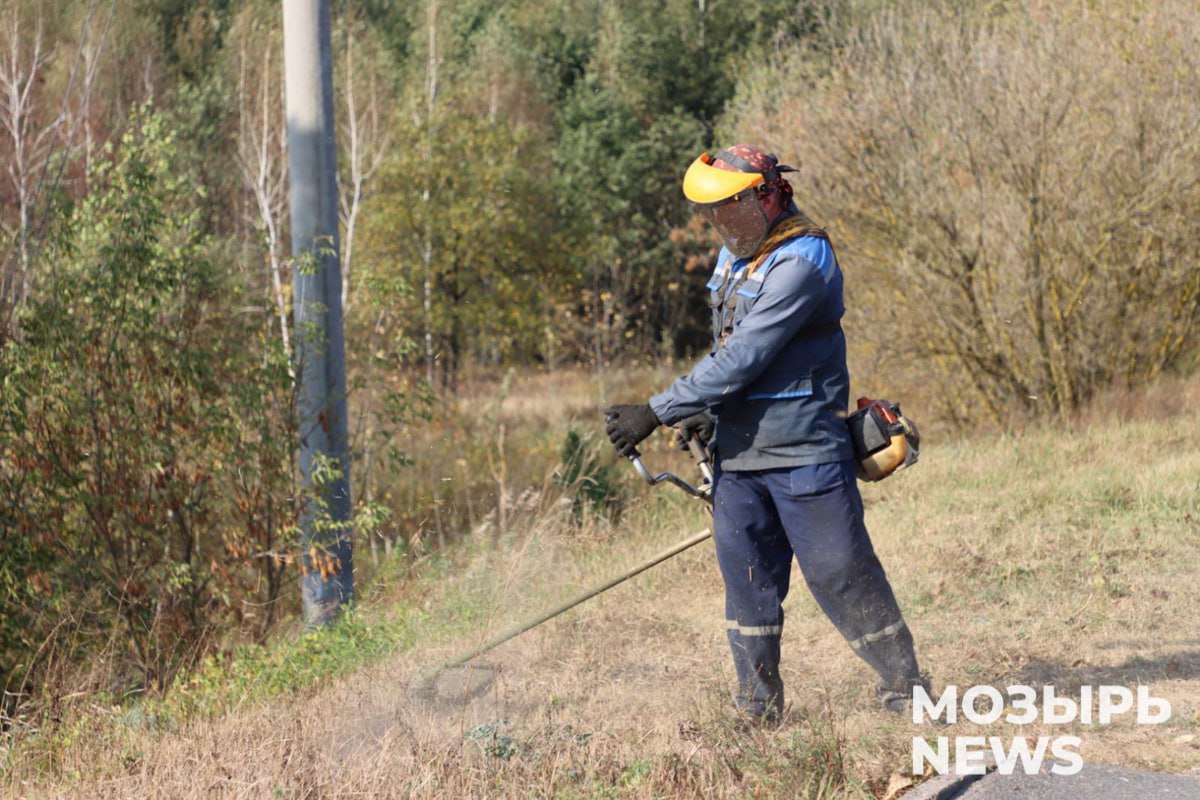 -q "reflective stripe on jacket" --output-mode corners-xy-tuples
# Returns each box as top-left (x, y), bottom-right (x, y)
(649, 234), (854, 471)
